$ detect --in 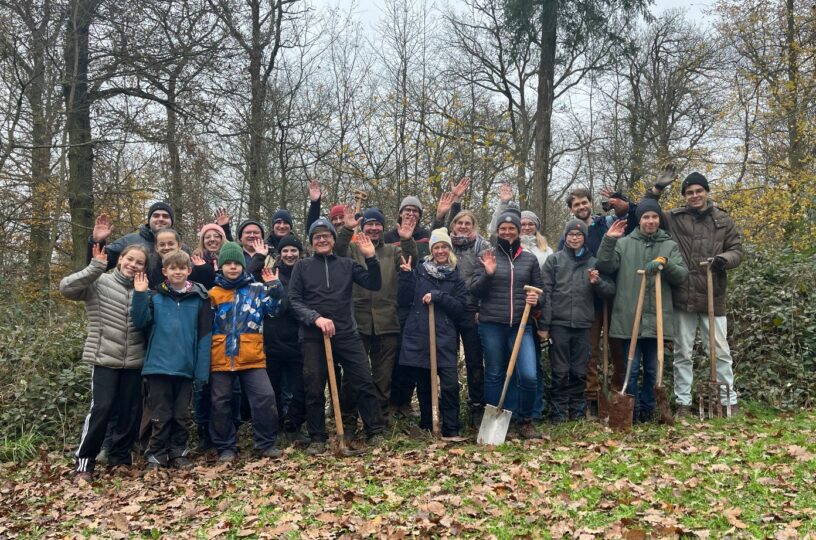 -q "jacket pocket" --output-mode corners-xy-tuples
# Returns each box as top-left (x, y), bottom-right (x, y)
(238, 333), (265, 368)
(210, 335), (228, 371)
